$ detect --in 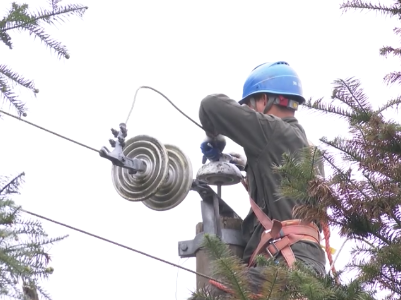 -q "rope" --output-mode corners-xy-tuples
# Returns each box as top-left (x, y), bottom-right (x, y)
(321, 221), (337, 275)
(20, 209), (221, 284)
